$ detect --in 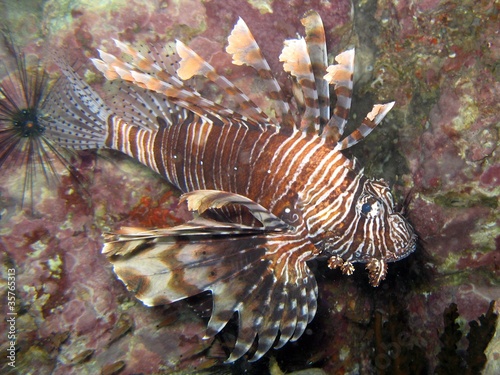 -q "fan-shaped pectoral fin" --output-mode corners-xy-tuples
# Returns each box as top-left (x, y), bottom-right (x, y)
(103, 225), (319, 362)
